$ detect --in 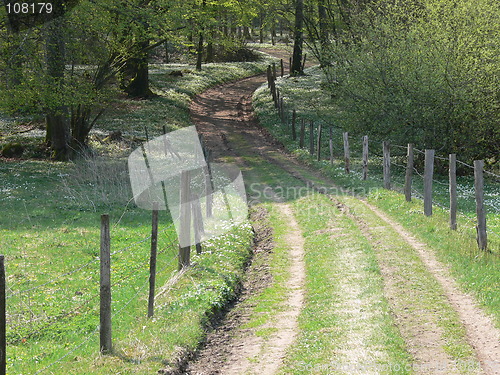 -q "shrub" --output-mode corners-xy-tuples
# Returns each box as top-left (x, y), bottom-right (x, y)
(321, 0), (499, 167)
